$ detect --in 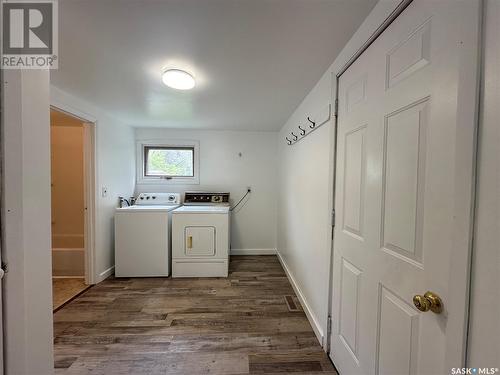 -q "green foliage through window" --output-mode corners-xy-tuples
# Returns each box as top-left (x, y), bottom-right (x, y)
(144, 147), (194, 177)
